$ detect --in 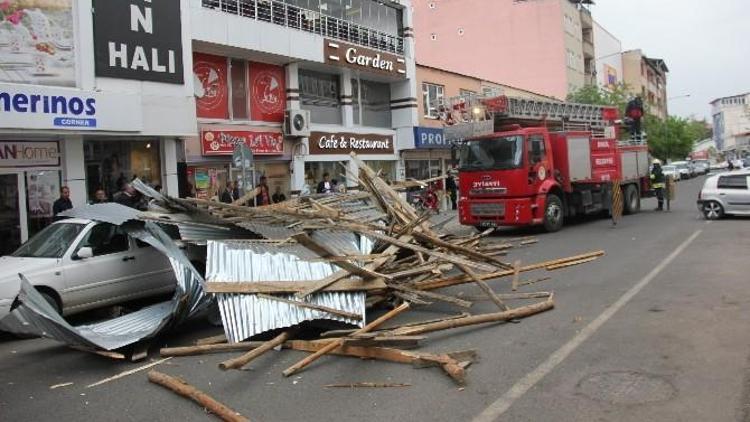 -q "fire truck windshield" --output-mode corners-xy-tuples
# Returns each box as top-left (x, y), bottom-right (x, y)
(459, 135), (524, 171)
